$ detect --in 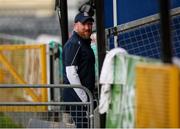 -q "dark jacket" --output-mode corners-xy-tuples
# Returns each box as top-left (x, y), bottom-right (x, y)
(62, 31), (95, 101)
